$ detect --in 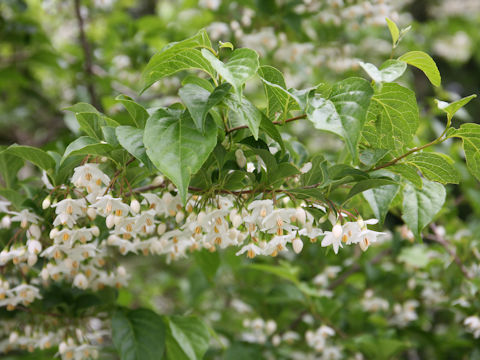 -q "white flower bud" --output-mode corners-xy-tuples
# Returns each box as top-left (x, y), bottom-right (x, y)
(295, 208), (306, 225)
(91, 226), (100, 237)
(157, 223), (166, 235)
(27, 239), (42, 254)
(265, 320), (277, 335)
(28, 224), (41, 239)
(40, 268), (49, 281)
(42, 196), (51, 209)
(130, 199), (140, 214)
(332, 223), (343, 238)
(9, 332), (18, 343)
(49, 228), (59, 239)
(175, 211), (185, 223)
(117, 266), (127, 277)
(300, 162), (312, 174)
(292, 238), (303, 254)
(59, 341), (68, 354)
(1, 215), (11, 229)
(152, 175), (164, 186)
(272, 334), (281, 346)
(235, 149), (247, 168)
(87, 207), (97, 220)
(73, 273), (88, 289)
(106, 214), (115, 229)
(27, 253), (38, 267)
